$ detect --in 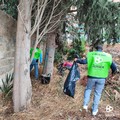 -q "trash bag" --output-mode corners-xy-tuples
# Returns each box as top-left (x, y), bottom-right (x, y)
(41, 73), (51, 84)
(63, 61), (80, 98)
